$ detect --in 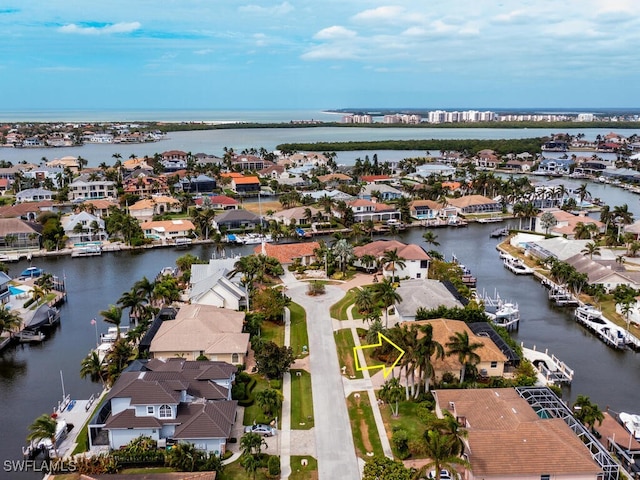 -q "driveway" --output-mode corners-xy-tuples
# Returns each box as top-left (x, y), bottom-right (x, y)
(286, 281), (361, 480)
